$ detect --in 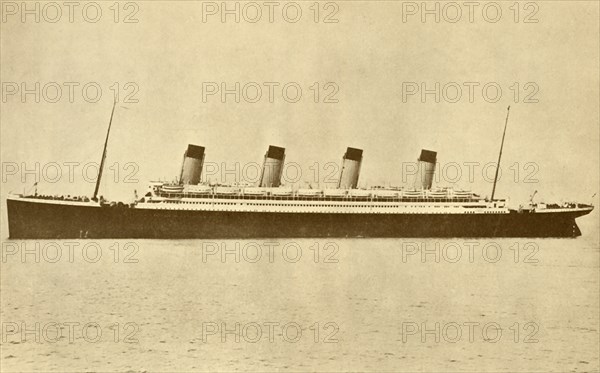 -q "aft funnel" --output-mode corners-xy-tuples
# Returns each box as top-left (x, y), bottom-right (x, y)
(179, 144), (205, 185)
(337, 147), (363, 189)
(259, 145), (285, 187)
(414, 149), (436, 190)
